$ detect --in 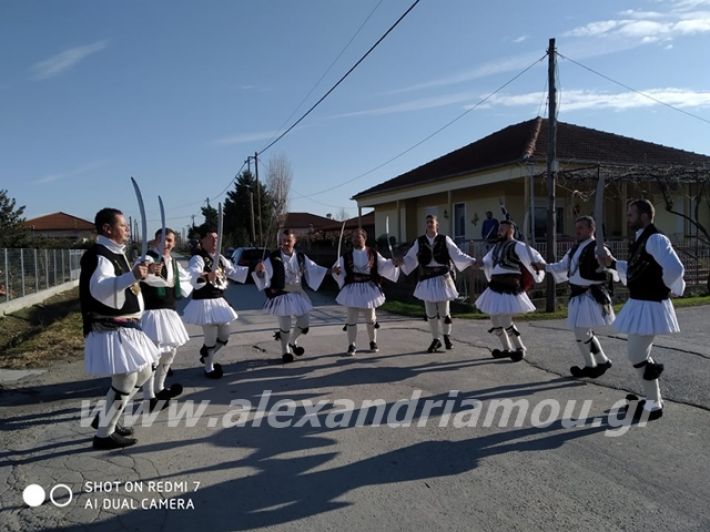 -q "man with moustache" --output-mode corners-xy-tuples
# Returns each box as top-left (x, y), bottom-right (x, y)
(80, 208), (160, 449)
